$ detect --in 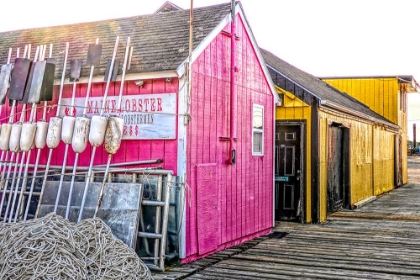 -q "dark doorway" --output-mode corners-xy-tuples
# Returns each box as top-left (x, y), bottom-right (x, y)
(394, 135), (403, 187)
(327, 122), (350, 213)
(275, 122), (304, 222)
